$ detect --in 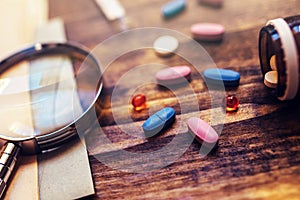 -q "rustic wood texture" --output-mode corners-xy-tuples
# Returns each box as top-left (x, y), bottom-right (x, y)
(49, 0), (300, 199)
